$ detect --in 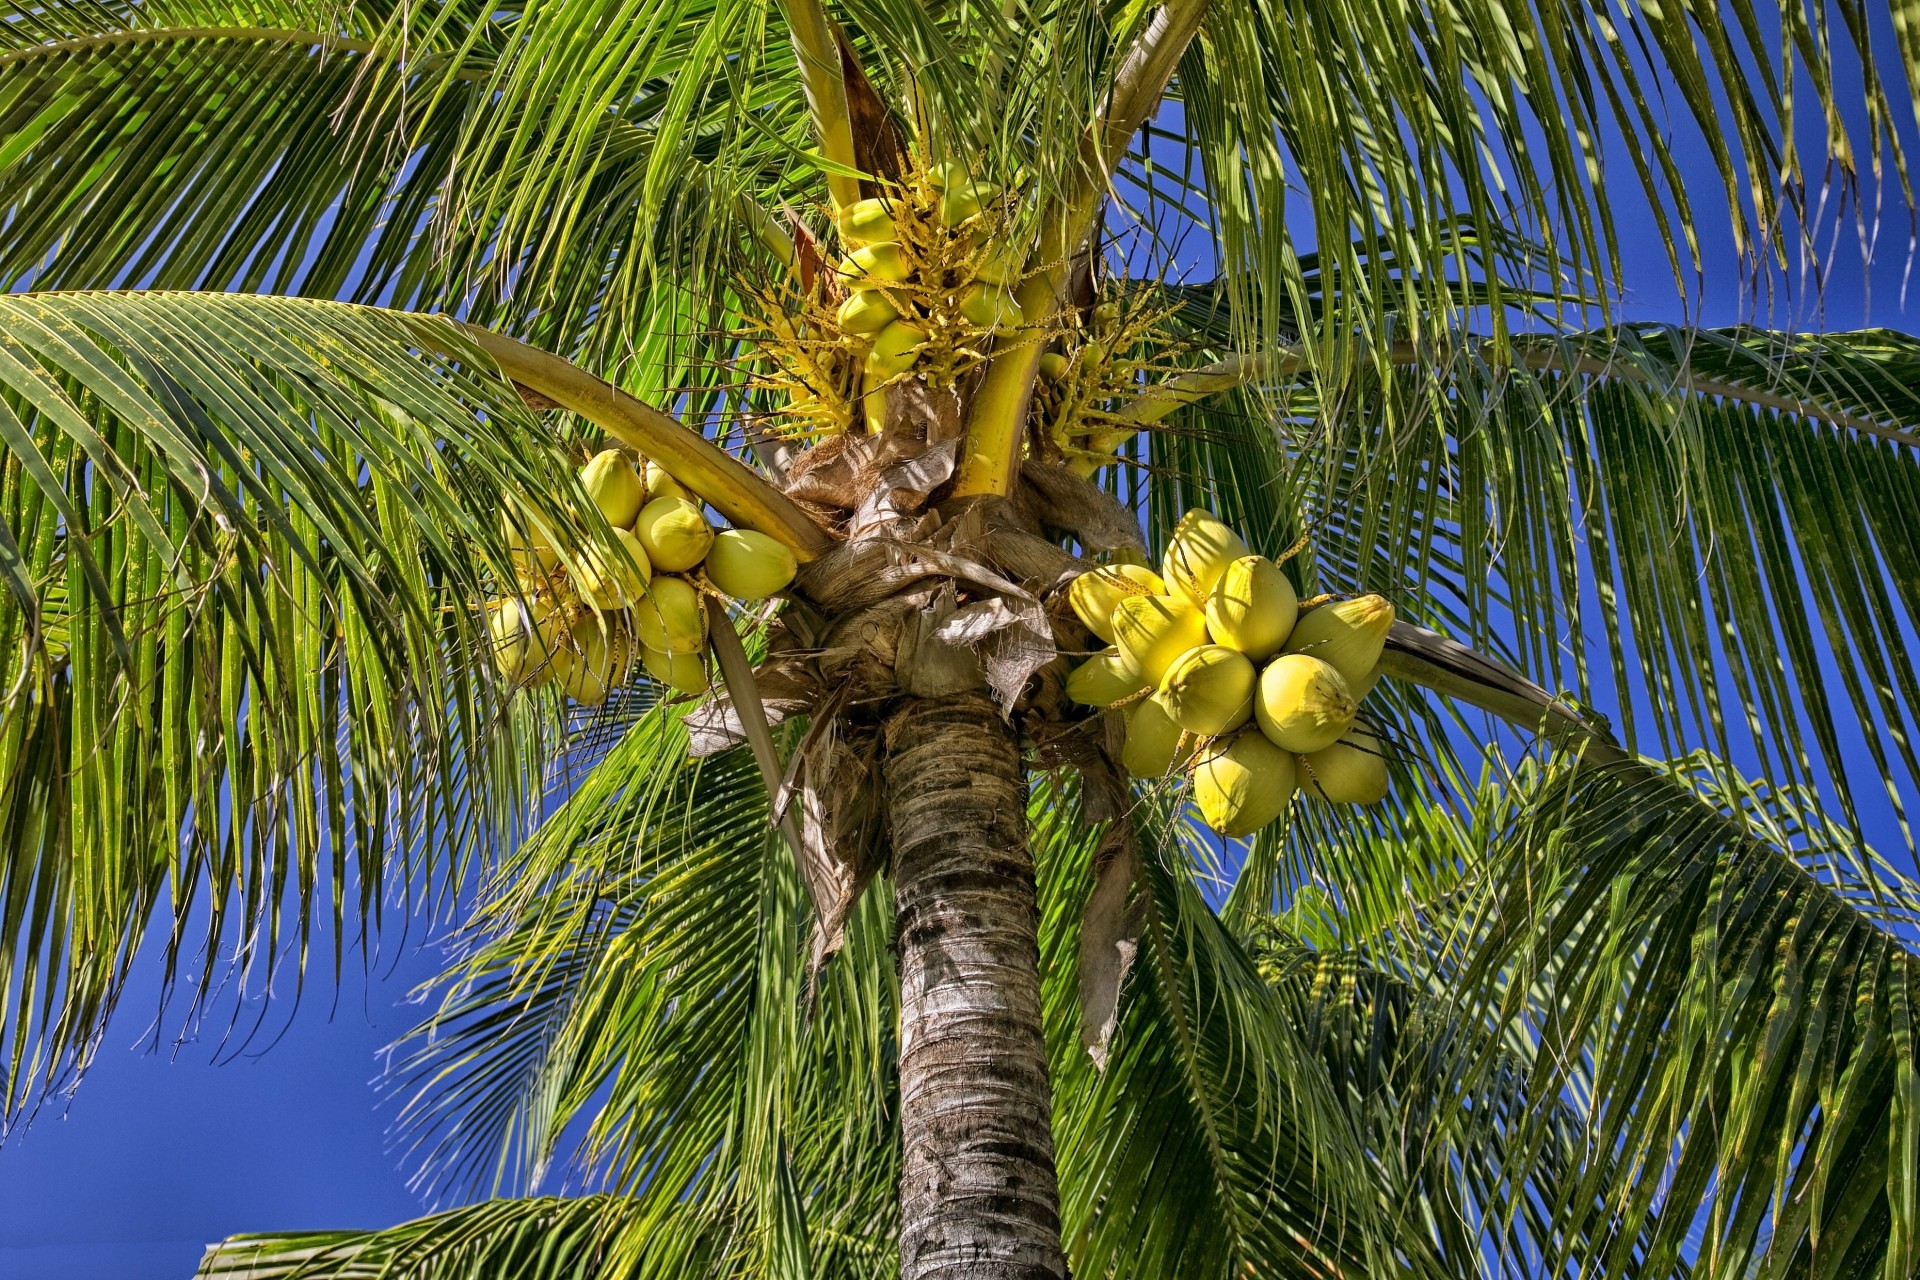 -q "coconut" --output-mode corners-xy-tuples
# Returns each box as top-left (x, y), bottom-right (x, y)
(579, 449), (645, 528)
(1254, 653), (1356, 753)
(838, 289), (900, 335)
(1068, 563), (1166, 643)
(487, 599), (532, 684)
(1066, 648), (1151, 708)
(975, 245), (1025, 288)
(939, 180), (999, 226)
(1205, 556), (1298, 658)
(1162, 509), (1251, 605)
(574, 527), (653, 609)
(837, 197), (896, 246)
(502, 507), (559, 583)
(633, 574), (707, 655)
(927, 159), (970, 190)
(642, 460), (689, 505)
(1282, 594), (1394, 695)
(1192, 731), (1298, 837)
(1121, 697), (1199, 777)
(866, 320), (929, 378)
(839, 242), (910, 285)
(704, 529), (797, 600)
(1153, 644), (1256, 736)
(1112, 594), (1210, 685)
(641, 643), (711, 696)
(1038, 352), (1070, 381)
(633, 496), (713, 573)
(959, 283), (1022, 329)
(1302, 730), (1389, 805)
(560, 617), (632, 706)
